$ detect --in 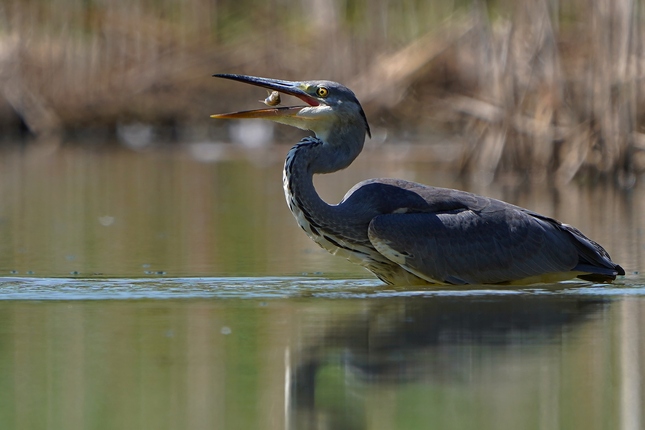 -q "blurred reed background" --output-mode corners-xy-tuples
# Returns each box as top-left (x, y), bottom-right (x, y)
(0, 0), (644, 181)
